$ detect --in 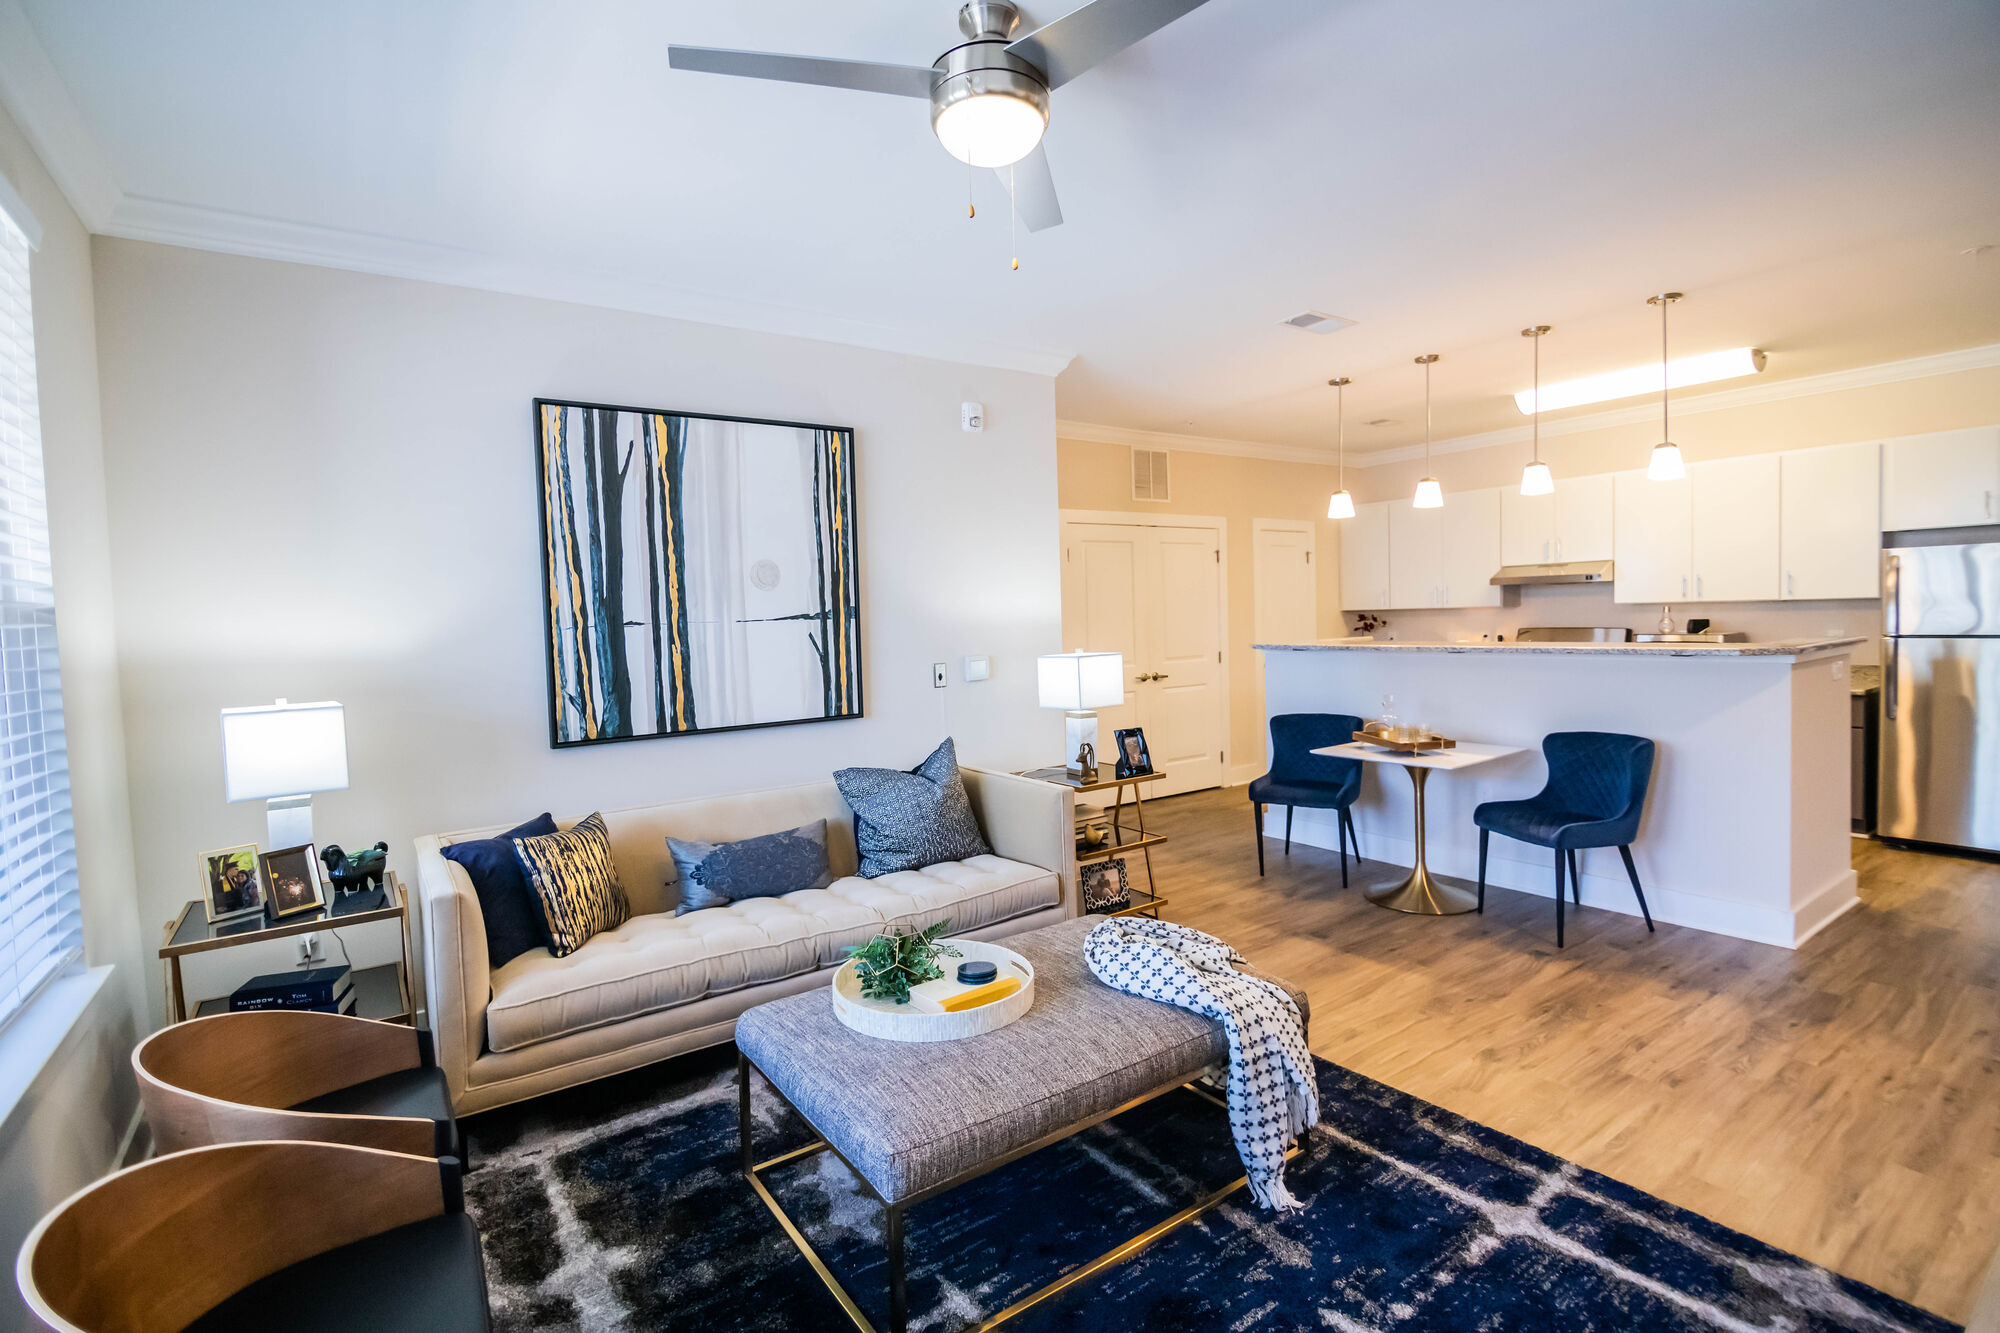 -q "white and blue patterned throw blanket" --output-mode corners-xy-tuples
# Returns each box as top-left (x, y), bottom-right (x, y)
(1083, 918), (1318, 1210)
